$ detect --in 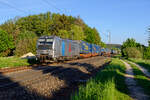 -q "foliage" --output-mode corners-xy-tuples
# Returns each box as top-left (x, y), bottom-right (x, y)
(144, 47), (150, 59)
(121, 38), (137, 56)
(0, 18), (20, 41)
(100, 42), (106, 48)
(71, 59), (132, 100)
(70, 25), (85, 40)
(84, 27), (101, 45)
(0, 12), (105, 56)
(123, 47), (142, 58)
(15, 31), (37, 56)
(121, 38), (145, 58)
(122, 38), (137, 48)
(0, 29), (14, 56)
